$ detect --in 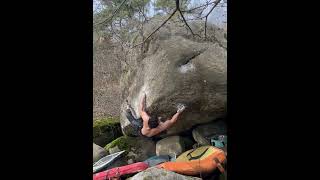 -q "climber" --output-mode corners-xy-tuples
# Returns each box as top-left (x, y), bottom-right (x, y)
(125, 93), (186, 138)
